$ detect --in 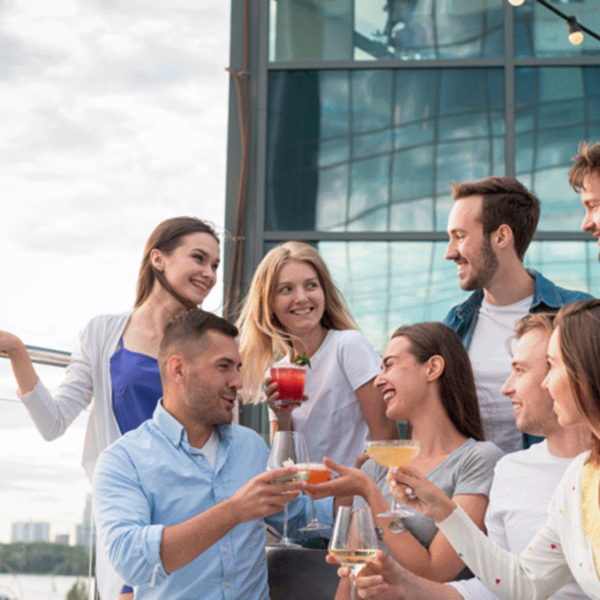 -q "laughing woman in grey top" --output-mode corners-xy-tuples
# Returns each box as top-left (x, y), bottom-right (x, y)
(306, 322), (503, 593)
